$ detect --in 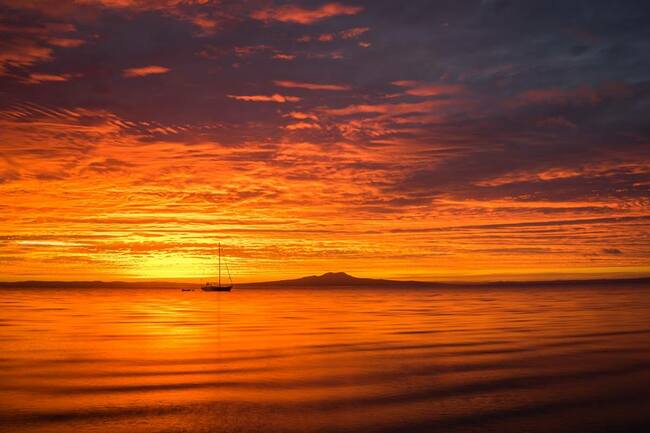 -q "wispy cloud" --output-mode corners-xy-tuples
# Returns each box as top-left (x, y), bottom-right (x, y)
(251, 3), (363, 24)
(392, 81), (464, 97)
(227, 94), (301, 103)
(0, 20), (81, 77)
(339, 27), (369, 39)
(122, 65), (170, 78)
(285, 122), (321, 130)
(47, 37), (85, 48)
(323, 99), (456, 116)
(0, 40), (52, 74)
(25, 72), (72, 84)
(273, 53), (295, 61)
(299, 26), (369, 43)
(286, 112), (319, 121)
(274, 80), (351, 91)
